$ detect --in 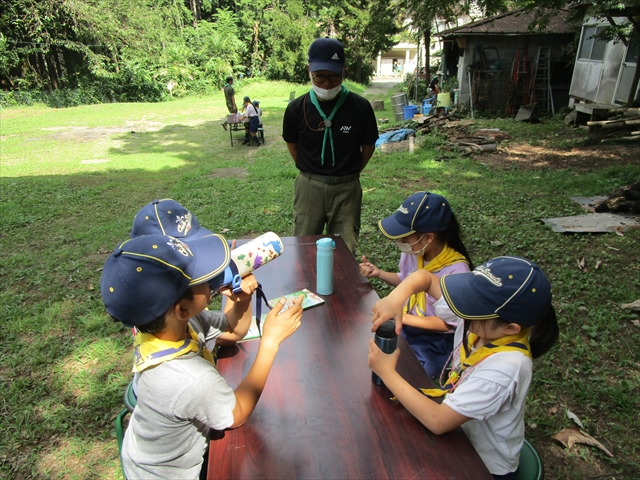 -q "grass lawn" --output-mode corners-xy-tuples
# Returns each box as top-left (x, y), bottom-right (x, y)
(1, 80), (639, 479)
